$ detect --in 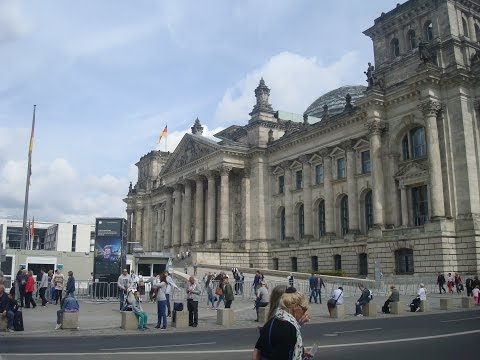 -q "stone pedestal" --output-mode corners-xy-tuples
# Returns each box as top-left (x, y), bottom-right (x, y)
(419, 300), (429, 312)
(440, 298), (452, 310)
(331, 304), (345, 319)
(461, 297), (474, 308)
(0, 314), (7, 331)
(216, 308), (235, 326)
(172, 310), (188, 328)
(61, 312), (79, 329)
(258, 306), (269, 323)
(390, 302), (403, 315)
(121, 311), (138, 330)
(362, 302), (377, 317)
